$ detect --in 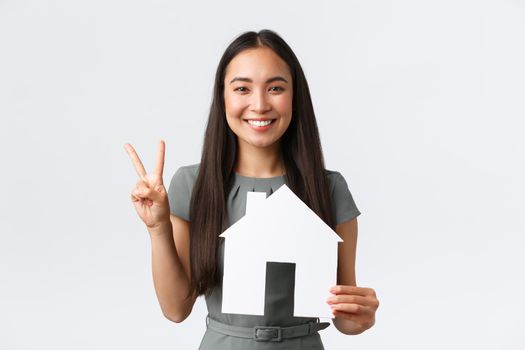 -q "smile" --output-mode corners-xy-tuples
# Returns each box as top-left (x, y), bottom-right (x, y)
(246, 119), (274, 127)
